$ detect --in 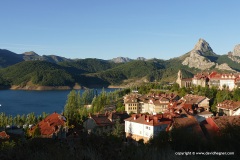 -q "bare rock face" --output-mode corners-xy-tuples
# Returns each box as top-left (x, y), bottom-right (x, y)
(193, 38), (216, 56)
(227, 44), (240, 63)
(232, 44), (240, 57)
(110, 57), (132, 63)
(22, 51), (43, 61)
(136, 57), (147, 61)
(182, 50), (215, 70)
(182, 39), (216, 70)
(215, 63), (235, 71)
